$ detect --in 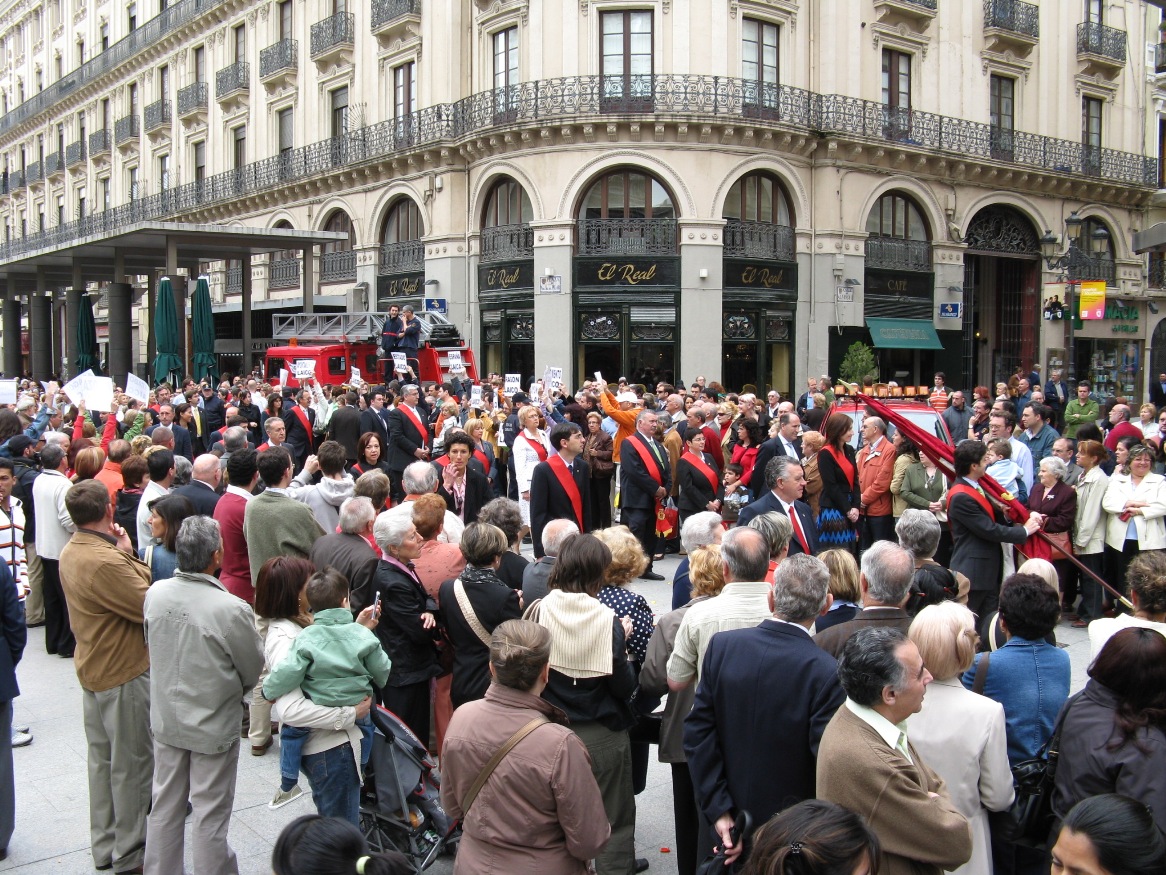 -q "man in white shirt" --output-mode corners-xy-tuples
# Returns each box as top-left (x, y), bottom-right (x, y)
(137, 450), (175, 551)
(32, 442), (75, 656)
